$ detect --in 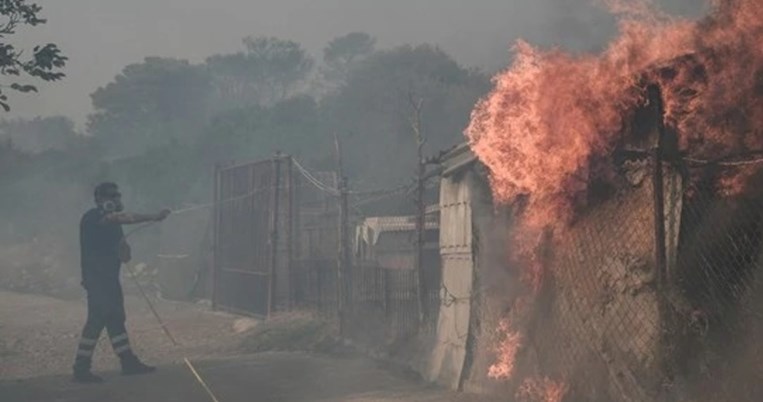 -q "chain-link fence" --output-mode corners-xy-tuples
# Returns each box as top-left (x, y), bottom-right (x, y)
(212, 154), (443, 353)
(341, 261), (441, 347)
(207, 144), (763, 401)
(668, 164), (763, 402)
(508, 156), (667, 402)
(490, 147), (763, 402)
